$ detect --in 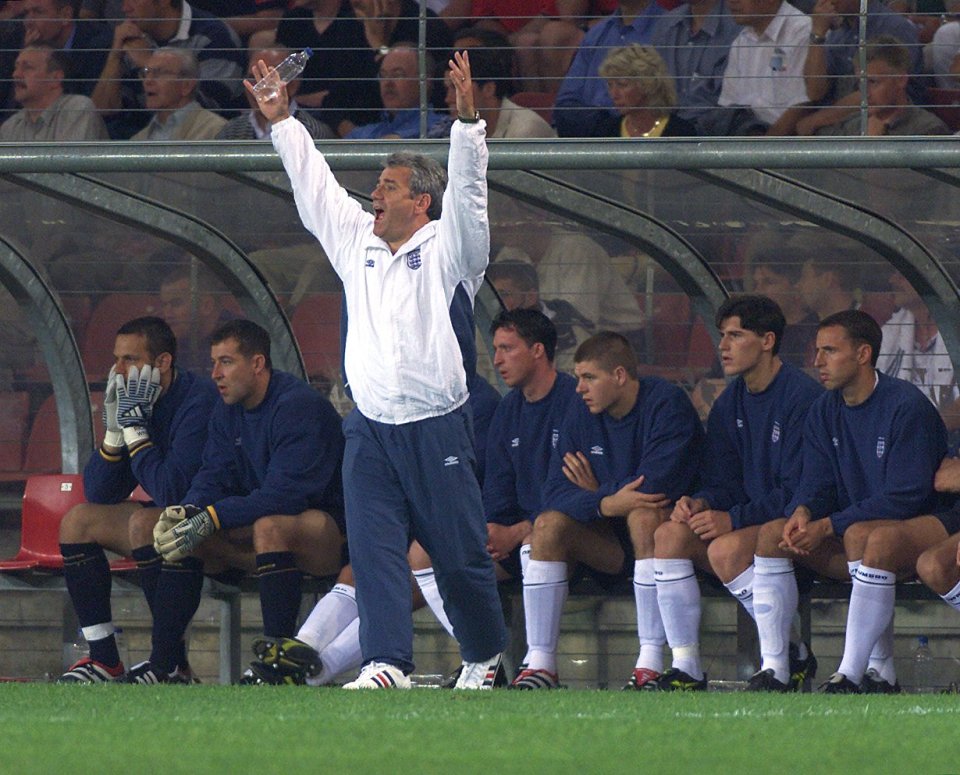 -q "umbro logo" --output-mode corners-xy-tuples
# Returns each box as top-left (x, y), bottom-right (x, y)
(736, 418), (744, 428)
(590, 445), (604, 456)
(364, 258), (375, 268)
(511, 438), (519, 448)
(234, 437), (242, 446)
(443, 456), (459, 467)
